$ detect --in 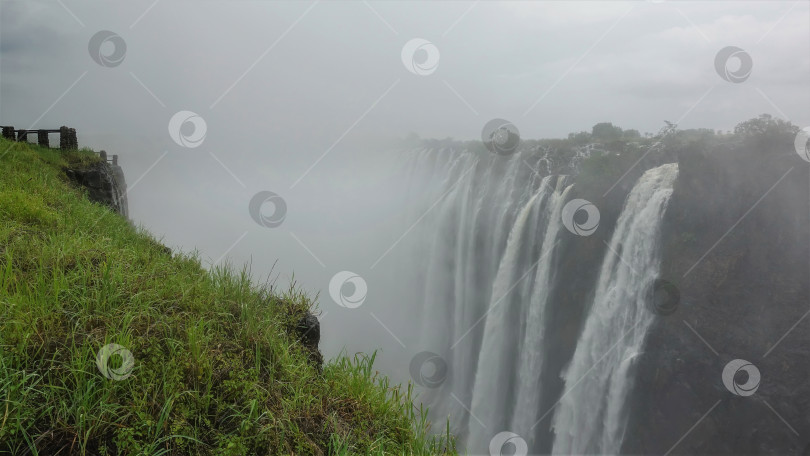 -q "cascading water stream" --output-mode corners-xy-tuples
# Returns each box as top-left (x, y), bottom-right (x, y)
(467, 175), (572, 452)
(402, 145), (679, 455)
(550, 163), (679, 454)
(409, 148), (546, 435)
(512, 177), (572, 444)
